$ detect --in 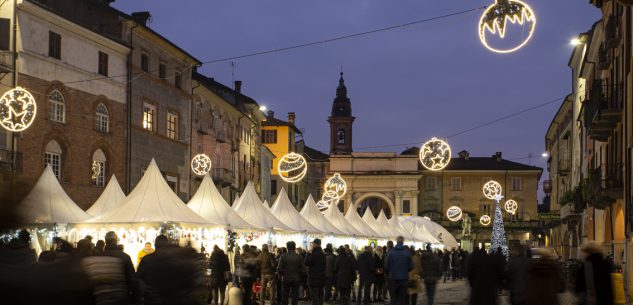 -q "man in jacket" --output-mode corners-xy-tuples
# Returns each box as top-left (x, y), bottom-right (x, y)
(98, 231), (139, 305)
(506, 245), (529, 305)
(258, 244), (277, 305)
(420, 245), (441, 305)
(385, 236), (412, 305)
(324, 246), (337, 302)
(335, 246), (357, 305)
(357, 246), (376, 305)
(237, 244), (258, 305)
(277, 241), (305, 305)
(305, 239), (327, 305)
